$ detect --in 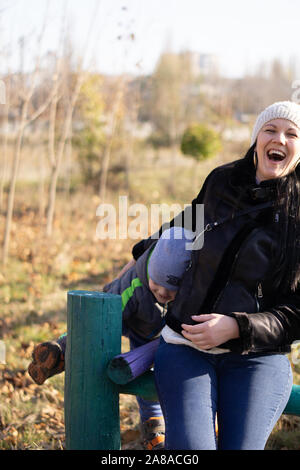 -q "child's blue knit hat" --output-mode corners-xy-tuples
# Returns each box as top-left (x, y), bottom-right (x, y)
(148, 227), (194, 291)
